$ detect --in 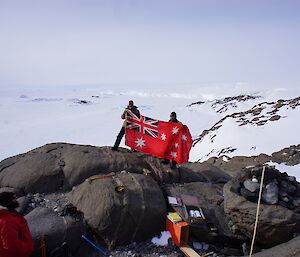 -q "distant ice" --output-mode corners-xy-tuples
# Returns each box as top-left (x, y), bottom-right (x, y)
(30, 98), (64, 102)
(0, 85), (299, 169)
